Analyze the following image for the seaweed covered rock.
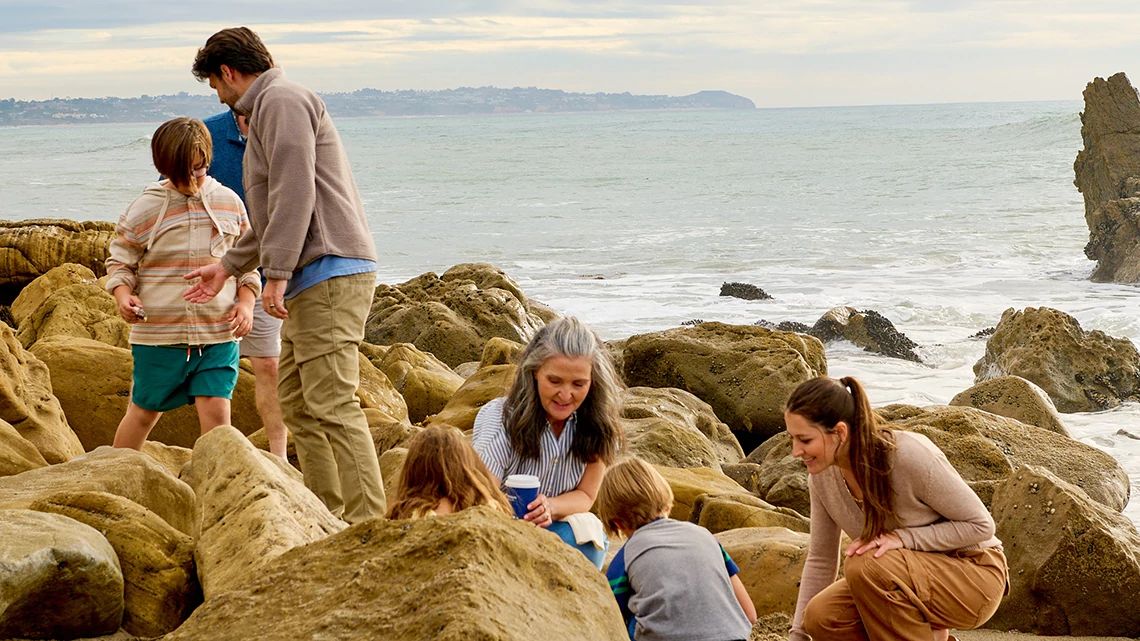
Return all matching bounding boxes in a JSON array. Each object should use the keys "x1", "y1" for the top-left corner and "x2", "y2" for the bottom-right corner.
[
  {"x1": 720, "y1": 281, "x2": 772, "y2": 300},
  {"x1": 811, "y1": 306, "x2": 921, "y2": 362}
]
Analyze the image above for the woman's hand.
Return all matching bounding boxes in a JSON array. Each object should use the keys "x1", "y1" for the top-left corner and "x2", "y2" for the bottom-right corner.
[
  {"x1": 846, "y1": 532, "x2": 903, "y2": 558},
  {"x1": 524, "y1": 493, "x2": 555, "y2": 528}
]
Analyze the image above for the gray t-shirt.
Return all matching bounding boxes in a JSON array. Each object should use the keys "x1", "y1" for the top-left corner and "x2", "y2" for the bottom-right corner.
[{"x1": 620, "y1": 519, "x2": 752, "y2": 641}]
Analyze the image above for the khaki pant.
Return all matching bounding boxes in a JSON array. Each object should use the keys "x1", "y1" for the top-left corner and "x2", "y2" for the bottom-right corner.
[
  {"x1": 279, "y1": 272, "x2": 386, "y2": 524},
  {"x1": 803, "y1": 547, "x2": 1007, "y2": 641}
]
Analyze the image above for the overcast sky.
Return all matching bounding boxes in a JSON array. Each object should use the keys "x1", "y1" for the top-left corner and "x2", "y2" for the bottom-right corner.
[{"x1": 2, "y1": 1, "x2": 1138, "y2": 107}]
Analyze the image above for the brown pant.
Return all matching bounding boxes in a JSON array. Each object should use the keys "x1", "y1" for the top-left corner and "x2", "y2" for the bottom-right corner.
[
  {"x1": 803, "y1": 547, "x2": 1007, "y2": 641},
  {"x1": 279, "y1": 272, "x2": 386, "y2": 524}
]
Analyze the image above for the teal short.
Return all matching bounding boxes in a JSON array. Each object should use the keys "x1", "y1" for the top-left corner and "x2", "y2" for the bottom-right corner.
[{"x1": 130, "y1": 342, "x2": 240, "y2": 412}]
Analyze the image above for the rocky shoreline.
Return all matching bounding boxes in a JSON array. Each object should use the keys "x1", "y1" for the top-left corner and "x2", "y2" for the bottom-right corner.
[{"x1": 0, "y1": 239, "x2": 1137, "y2": 639}]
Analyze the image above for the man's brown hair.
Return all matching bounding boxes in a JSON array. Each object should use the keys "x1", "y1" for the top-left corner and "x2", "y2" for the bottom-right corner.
[{"x1": 192, "y1": 27, "x2": 274, "y2": 81}]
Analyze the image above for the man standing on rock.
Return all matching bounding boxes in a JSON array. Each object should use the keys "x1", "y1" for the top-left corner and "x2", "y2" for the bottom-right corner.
[{"x1": 184, "y1": 26, "x2": 385, "y2": 523}]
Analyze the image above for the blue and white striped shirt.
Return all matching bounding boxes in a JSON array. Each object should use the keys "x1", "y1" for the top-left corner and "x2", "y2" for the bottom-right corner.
[{"x1": 472, "y1": 397, "x2": 586, "y2": 497}]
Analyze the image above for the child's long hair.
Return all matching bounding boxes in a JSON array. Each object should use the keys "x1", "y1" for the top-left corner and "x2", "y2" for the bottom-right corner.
[
  {"x1": 152, "y1": 117, "x2": 211, "y2": 196},
  {"x1": 785, "y1": 376, "x2": 896, "y2": 542},
  {"x1": 595, "y1": 457, "x2": 674, "y2": 536},
  {"x1": 387, "y1": 426, "x2": 512, "y2": 519}
]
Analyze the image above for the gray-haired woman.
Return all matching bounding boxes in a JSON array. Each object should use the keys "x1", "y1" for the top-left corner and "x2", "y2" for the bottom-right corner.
[{"x1": 473, "y1": 316, "x2": 625, "y2": 568}]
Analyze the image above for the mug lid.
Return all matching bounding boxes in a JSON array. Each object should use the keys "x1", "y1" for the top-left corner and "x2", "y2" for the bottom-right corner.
[{"x1": 504, "y1": 474, "x2": 540, "y2": 488}]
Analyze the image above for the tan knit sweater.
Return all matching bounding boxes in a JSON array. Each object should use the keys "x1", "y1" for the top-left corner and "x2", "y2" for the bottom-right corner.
[{"x1": 789, "y1": 430, "x2": 1000, "y2": 641}]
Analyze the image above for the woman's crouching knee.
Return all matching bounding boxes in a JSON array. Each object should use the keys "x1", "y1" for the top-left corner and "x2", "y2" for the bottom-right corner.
[{"x1": 802, "y1": 587, "x2": 852, "y2": 638}]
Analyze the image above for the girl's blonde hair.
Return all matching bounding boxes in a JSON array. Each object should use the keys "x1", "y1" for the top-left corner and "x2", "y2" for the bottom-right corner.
[
  {"x1": 387, "y1": 425, "x2": 512, "y2": 520},
  {"x1": 595, "y1": 457, "x2": 674, "y2": 536},
  {"x1": 152, "y1": 117, "x2": 211, "y2": 196}
]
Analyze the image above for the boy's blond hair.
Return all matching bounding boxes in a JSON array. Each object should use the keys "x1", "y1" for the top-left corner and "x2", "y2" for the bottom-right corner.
[{"x1": 595, "y1": 457, "x2": 674, "y2": 535}]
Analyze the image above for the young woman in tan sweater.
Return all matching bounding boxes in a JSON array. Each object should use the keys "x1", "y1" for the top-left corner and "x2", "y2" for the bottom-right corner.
[{"x1": 784, "y1": 376, "x2": 1007, "y2": 641}]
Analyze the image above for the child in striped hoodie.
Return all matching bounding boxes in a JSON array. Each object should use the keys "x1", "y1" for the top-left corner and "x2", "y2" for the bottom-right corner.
[{"x1": 105, "y1": 117, "x2": 261, "y2": 449}]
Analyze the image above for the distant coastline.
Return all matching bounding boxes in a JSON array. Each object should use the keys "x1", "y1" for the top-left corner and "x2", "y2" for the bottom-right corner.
[{"x1": 0, "y1": 87, "x2": 755, "y2": 126}]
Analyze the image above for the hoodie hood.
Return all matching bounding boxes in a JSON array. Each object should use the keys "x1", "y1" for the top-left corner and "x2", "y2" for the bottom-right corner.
[{"x1": 139, "y1": 175, "x2": 220, "y2": 203}]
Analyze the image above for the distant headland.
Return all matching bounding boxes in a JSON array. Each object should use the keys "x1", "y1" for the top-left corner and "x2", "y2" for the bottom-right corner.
[{"x1": 0, "y1": 87, "x2": 756, "y2": 126}]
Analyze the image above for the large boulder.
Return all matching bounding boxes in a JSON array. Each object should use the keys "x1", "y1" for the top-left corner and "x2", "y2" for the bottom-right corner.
[
  {"x1": 950, "y1": 375, "x2": 1069, "y2": 436},
  {"x1": 367, "y1": 342, "x2": 463, "y2": 424},
  {"x1": 0, "y1": 323, "x2": 83, "y2": 463},
  {"x1": 0, "y1": 509, "x2": 124, "y2": 639},
  {"x1": 365, "y1": 264, "x2": 548, "y2": 367},
  {"x1": 810, "y1": 306, "x2": 921, "y2": 362},
  {"x1": 715, "y1": 526, "x2": 811, "y2": 619},
  {"x1": 426, "y1": 364, "x2": 515, "y2": 431},
  {"x1": 0, "y1": 446, "x2": 195, "y2": 535},
  {"x1": 13, "y1": 267, "x2": 129, "y2": 349},
  {"x1": 622, "y1": 322, "x2": 826, "y2": 450},
  {"x1": 162, "y1": 507, "x2": 627, "y2": 641},
  {"x1": 182, "y1": 426, "x2": 346, "y2": 600},
  {"x1": 621, "y1": 386, "x2": 745, "y2": 471},
  {"x1": 0, "y1": 219, "x2": 115, "y2": 290},
  {"x1": 1073, "y1": 72, "x2": 1140, "y2": 283},
  {"x1": 973, "y1": 307, "x2": 1140, "y2": 412},
  {"x1": 29, "y1": 491, "x2": 199, "y2": 637},
  {"x1": 30, "y1": 336, "x2": 261, "y2": 450},
  {"x1": 989, "y1": 466, "x2": 1140, "y2": 637},
  {"x1": 746, "y1": 405, "x2": 1130, "y2": 518},
  {"x1": 0, "y1": 418, "x2": 49, "y2": 477}
]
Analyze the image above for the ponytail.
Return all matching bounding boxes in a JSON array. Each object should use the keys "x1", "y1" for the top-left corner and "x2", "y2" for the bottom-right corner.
[{"x1": 785, "y1": 376, "x2": 896, "y2": 541}]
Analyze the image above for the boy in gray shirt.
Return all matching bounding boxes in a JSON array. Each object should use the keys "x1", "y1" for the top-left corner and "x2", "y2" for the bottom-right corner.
[{"x1": 597, "y1": 458, "x2": 756, "y2": 641}]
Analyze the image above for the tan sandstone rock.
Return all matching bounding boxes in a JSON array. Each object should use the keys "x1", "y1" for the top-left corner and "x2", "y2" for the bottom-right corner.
[
  {"x1": 950, "y1": 375, "x2": 1069, "y2": 436},
  {"x1": 0, "y1": 219, "x2": 115, "y2": 289},
  {"x1": 0, "y1": 323, "x2": 83, "y2": 463},
  {"x1": 1074, "y1": 72, "x2": 1140, "y2": 283},
  {"x1": 0, "y1": 446, "x2": 195, "y2": 535},
  {"x1": 370, "y1": 342, "x2": 463, "y2": 424},
  {"x1": 426, "y1": 363, "x2": 515, "y2": 431},
  {"x1": 989, "y1": 466, "x2": 1140, "y2": 637},
  {"x1": 11, "y1": 263, "x2": 100, "y2": 326},
  {"x1": 622, "y1": 322, "x2": 826, "y2": 450},
  {"x1": 746, "y1": 405, "x2": 1129, "y2": 517},
  {"x1": 0, "y1": 509, "x2": 124, "y2": 639},
  {"x1": 379, "y1": 446, "x2": 408, "y2": 501},
  {"x1": 655, "y1": 465, "x2": 749, "y2": 521},
  {"x1": 30, "y1": 336, "x2": 261, "y2": 450},
  {"x1": 357, "y1": 353, "x2": 411, "y2": 424},
  {"x1": 162, "y1": 507, "x2": 627, "y2": 641},
  {"x1": 716, "y1": 526, "x2": 810, "y2": 619},
  {"x1": 691, "y1": 493, "x2": 810, "y2": 534},
  {"x1": 622, "y1": 386, "x2": 745, "y2": 471},
  {"x1": 973, "y1": 307, "x2": 1140, "y2": 412},
  {"x1": 365, "y1": 264, "x2": 548, "y2": 367},
  {"x1": 0, "y1": 418, "x2": 49, "y2": 477},
  {"x1": 28, "y1": 491, "x2": 199, "y2": 637},
  {"x1": 14, "y1": 273, "x2": 129, "y2": 349},
  {"x1": 479, "y1": 336, "x2": 524, "y2": 367},
  {"x1": 182, "y1": 426, "x2": 346, "y2": 599}
]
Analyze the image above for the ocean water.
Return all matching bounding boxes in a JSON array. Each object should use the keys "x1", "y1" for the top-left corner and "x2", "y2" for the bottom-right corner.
[{"x1": 2, "y1": 102, "x2": 1138, "y2": 525}]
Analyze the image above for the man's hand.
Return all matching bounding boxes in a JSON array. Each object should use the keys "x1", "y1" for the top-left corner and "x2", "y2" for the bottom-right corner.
[
  {"x1": 184, "y1": 263, "x2": 230, "y2": 303},
  {"x1": 227, "y1": 300, "x2": 254, "y2": 338},
  {"x1": 263, "y1": 278, "x2": 289, "y2": 319}
]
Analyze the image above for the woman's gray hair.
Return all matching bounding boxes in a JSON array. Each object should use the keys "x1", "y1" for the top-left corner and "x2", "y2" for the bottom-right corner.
[{"x1": 502, "y1": 316, "x2": 625, "y2": 464}]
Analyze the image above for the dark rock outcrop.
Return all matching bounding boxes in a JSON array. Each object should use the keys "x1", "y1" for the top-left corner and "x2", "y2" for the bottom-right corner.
[
  {"x1": 720, "y1": 282, "x2": 771, "y2": 300},
  {"x1": 811, "y1": 306, "x2": 921, "y2": 362}
]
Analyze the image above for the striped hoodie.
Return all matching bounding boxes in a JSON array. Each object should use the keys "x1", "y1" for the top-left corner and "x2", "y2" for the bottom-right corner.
[{"x1": 105, "y1": 177, "x2": 261, "y2": 346}]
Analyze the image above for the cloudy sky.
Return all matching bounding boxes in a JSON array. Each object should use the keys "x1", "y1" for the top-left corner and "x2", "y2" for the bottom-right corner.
[{"x1": 2, "y1": 1, "x2": 1138, "y2": 107}]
